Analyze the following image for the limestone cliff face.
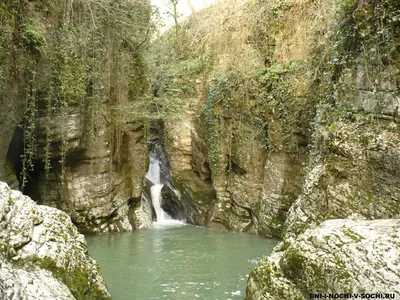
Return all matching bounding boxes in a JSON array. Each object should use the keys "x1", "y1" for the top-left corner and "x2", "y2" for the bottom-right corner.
[
  {"x1": 147, "y1": 0, "x2": 316, "y2": 236},
  {"x1": 164, "y1": 110, "x2": 217, "y2": 227},
  {"x1": 284, "y1": 117, "x2": 400, "y2": 240},
  {"x1": 148, "y1": 0, "x2": 399, "y2": 239},
  {"x1": 280, "y1": 0, "x2": 400, "y2": 239},
  {"x1": 0, "y1": 0, "x2": 150, "y2": 232},
  {"x1": 0, "y1": 181, "x2": 110, "y2": 299}
]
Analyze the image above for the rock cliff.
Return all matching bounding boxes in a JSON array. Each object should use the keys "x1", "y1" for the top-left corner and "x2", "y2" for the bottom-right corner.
[
  {"x1": 0, "y1": 0, "x2": 150, "y2": 232},
  {"x1": 0, "y1": 181, "x2": 110, "y2": 299},
  {"x1": 147, "y1": 0, "x2": 399, "y2": 237}
]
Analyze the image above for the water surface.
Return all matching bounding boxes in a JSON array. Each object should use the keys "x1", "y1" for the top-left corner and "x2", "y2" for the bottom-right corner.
[{"x1": 86, "y1": 224, "x2": 277, "y2": 300}]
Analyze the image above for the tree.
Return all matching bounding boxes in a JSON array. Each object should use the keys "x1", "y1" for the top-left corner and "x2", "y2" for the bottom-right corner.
[
  {"x1": 186, "y1": 0, "x2": 196, "y2": 14},
  {"x1": 166, "y1": 0, "x2": 181, "y2": 52},
  {"x1": 163, "y1": 0, "x2": 195, "y2": 54}
]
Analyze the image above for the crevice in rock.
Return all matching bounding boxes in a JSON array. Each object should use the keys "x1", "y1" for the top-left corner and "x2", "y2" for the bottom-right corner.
[
  {"x1": 226, "y1": 155, "x2": 247, "y2": 175},
  {"x1": 5, "y1": 126, "x2": 24, "y2": 189},
  {"x1": 13, "y1": 238, "x2": 32, "y2": 252}
]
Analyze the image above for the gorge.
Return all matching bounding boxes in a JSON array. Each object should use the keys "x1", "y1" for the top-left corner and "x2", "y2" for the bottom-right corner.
[{"x1": 0, "y1": 0, "x2": 399, "y2": 299}]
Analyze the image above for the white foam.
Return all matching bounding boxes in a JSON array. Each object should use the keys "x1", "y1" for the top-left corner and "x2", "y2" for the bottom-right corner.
[
  {"x1": 150, "y1": 184, "x2": 171, "y2": 223},
  {"x1": 154, "y1": 219, "x2": 186, "y2": 228},
  {"x1": 231, "y1": 290, "x2": 242, "y2": 296}
]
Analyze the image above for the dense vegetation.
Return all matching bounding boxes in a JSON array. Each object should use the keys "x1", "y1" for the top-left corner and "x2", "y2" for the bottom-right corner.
[
  {"x1": 0, "y1": 0, "x2": 152, "y2": 188},
  {"x1": 146, "y1": 0, "x2": 399, "y2": 179}
]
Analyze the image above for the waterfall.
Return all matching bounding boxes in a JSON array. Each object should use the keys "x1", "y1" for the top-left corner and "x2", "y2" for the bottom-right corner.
[{"x1": 146, "y1": 154, "x2": 183, "y2": 226}]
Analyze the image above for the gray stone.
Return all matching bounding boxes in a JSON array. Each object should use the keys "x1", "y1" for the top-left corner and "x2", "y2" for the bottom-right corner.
[
  {"x1": 0, "y1": 181, "x2": 110, "y2": 299},
  {"x1": 246, "y1": 219, "x2": 400, "y2": 299}
]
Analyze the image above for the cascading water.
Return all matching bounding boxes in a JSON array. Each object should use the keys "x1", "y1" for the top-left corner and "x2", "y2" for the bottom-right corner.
[
  {"x1": 150, "y1": 184, "x2": 169, "y2": 222},
  {"x1": 145, "y1": 152, "x2": 184, "y2": 227},
  {"x1": 146, "y1": 155, "x2": 170, "y2": 223}
]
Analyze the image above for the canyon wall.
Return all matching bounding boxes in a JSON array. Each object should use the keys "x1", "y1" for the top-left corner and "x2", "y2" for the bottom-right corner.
[
  {"x1": 148, "y1": 0, "x2": 399, "y2": 238},
  {"x1": 0, "y1": 0, "x2": 151, "y2": 232},
  {"x1": 1, "y1": 0, "x2": 399, "y2": 296},
  {"x1": 1, "y1": 0, "x2": 398, "y2": 238}
]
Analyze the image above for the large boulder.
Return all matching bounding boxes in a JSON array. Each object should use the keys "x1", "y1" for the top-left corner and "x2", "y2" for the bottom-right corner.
[
  {"x1": 246, "y1": 219, "x2": 400, "y2": 299},
  {"x1": 0, "y1": 182, "x2": 110, "y2": 299}
]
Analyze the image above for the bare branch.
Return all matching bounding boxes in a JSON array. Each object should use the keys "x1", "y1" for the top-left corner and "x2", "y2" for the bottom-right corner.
[
  {"x1": 133, "y1": 26, "x2": 151, "y2": 54},
  {"x1": 186, "y1": 0, "x2": 196, "y2": 14}
]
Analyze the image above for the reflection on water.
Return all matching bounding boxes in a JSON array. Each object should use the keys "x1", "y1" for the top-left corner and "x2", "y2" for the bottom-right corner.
[{"x1": 86, "y1": 225, "x2": 277, "y2": 300}]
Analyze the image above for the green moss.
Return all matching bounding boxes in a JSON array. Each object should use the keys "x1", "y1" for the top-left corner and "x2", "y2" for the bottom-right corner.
[
  {"x1": 172, "y1": 177, "x2": 189, "y2": 194},
  {"x1": 264, "y1": 217, "x2": 285, "y2": 237},
  {"x1": 261, "y1": 263, "x2": 273, "y2": 287},
  {"x1": 201, "y1": 61, "x2": 305, "y2": 176},
  {"x1": 343, "y1": 228, "x2": 364, "y2": 242},
  {"x1": 166, "y1": 59, "x2": 207, "y2": 78},
  {"x1": 282, "y1": 247, "x2": 306, "y2": 280},
  {"x1": 283, "y1": 243, "x2": 353, "y2": 293},
  {"x1": 30, "y1": 255, "x2": 110, "y2": 299},
  {"x1": 7, "y1": 196, "x2": 14, "y2": 205},
  {"x1": 173, "y1": 176, "x2": 215, "y2": 205},
  {"x1": 128, "y1": 55, "x2": 148, "y2": 100},
  {"x1": 248, "y1": 0, "x2": 291, "y2": 57},
  {"x1": 331, "y1": 0, "x2": 400, "y2": 81}
]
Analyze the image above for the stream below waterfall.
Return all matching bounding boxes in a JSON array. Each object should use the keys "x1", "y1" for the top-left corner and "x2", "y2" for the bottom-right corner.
[{"x1": 86, "y1": 225, "x2": 277, "y2": 300}]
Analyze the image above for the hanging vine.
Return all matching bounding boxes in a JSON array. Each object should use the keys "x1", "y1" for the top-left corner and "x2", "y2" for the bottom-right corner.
[
  {"x1": 1, "y1": 0, "x2": 152, "y2": 189},
  {"x1": 20, "y1": 69, "x2": 38, "y2": 188}
]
